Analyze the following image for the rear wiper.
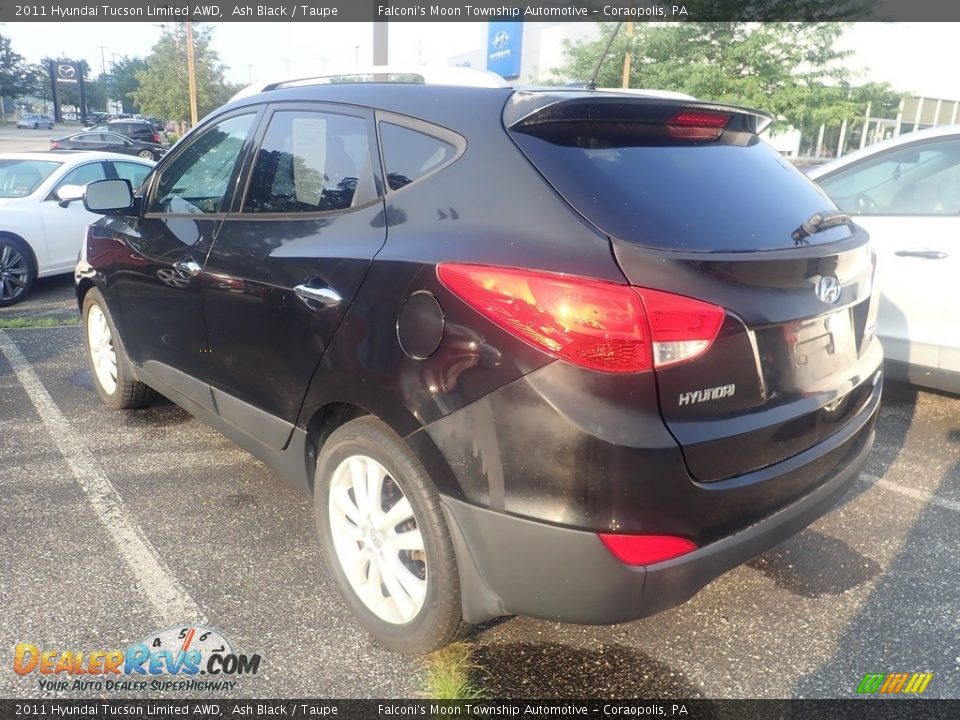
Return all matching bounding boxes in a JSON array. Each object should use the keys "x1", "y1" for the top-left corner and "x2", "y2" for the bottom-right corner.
[{"x1": 791, "y1": 211, "x2": 852, "y2": 245}]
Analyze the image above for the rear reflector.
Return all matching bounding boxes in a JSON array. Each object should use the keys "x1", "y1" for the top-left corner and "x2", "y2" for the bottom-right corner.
[
  {"x1": 599, "y1": 533, "x2": 697, "y2": 565},
  {"x1": 437, "y1": 264, "x2": 726, "y2": 373},
  {"x1": 666, "y1": 111, "x2": 731, "y2": 140},
  {"x1": 437, "y1": 263, "x2": 651, "y2": 373}
]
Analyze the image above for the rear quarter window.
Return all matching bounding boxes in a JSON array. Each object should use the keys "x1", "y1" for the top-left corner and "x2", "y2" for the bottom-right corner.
[{"x1": 379, "y1": 122, "x2": 459, "y2": 191}]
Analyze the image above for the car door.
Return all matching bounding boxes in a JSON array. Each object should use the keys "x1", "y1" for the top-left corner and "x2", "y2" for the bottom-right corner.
[
  {"x1": 109, "y1": 110, "x2": 261, "y2": 407},
  {"x1": 40, "y1": 160, "x2": 108, "y2": 272},
  {"x1": 101, "y1": 132, "x2": 131, "y2": 154},
  {"x1": 200, "y1": 104, "x2": 385, "y2": 447},
  {"x1": 816, "y1": 135, "x2": 960, "y2": 374}
]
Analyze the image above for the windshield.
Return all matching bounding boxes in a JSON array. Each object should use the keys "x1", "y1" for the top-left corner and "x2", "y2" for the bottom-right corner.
[{"x1": 0, "y1": 160, "x2": 61, "y2": 198}]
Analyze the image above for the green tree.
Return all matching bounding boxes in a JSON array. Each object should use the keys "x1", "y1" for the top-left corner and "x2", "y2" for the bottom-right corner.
[
  {"x1": 131, "y1": 24, "x2": 241, "y2": 123},
  {"x1": 0, "y1": 35, "x2": 41, "y2": 103},
  {"x1": 554, "y1": 22, "x2": 888, "y2": 132},
  {"x1": 103, "y1": 56, "x2": 147, "y2": 114}
]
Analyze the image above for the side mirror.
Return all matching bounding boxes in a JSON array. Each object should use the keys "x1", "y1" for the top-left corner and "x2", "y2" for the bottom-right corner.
[
  {"x1": 56, "y1": 184, "x2": 85, "y2": 208},
  {"x1": 84, "y1": 179, "x2": 134, "y2": 215}
]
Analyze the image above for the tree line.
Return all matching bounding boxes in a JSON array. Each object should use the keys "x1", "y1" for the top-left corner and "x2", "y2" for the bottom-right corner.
[{"x1": 0, "y1": 24, "x2": 242, "y2": 123}]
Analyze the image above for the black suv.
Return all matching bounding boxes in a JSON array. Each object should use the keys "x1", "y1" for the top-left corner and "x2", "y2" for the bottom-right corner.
[
  {"x1": 75, "y1": 70, "x2": 882, "y2": 654},
  {"x1": 87, "y1": 119, "x2": 162, "y2": 145}
]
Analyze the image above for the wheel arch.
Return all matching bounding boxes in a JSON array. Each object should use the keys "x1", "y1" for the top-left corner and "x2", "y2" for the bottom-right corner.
[{"x1": 0, "y1": 231, "x2": 39, "y2": 275}]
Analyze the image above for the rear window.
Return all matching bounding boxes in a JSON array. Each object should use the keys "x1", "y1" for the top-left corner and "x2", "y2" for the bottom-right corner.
[
  {"x1": 510, "y1": 125, "x2": 839, "y2": 252},
  {"x1": 0, "y1": 159, "x2": 60, "y2": 198}
]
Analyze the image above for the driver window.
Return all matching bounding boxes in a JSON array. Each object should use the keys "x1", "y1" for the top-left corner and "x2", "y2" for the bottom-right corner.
[
  {"x1": 148, "y1": 114, "x2": 255, "y2": 215},
  {"x1": 819, "y1": 138, "x2": 960, "y2": 215}
]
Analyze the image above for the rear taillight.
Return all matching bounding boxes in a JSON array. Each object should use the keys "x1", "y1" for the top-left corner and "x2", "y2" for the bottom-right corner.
[
  {"x1": 151, "y1": 133, "x2": 161, "y2": 143},
  {"x1": 436, "y1": 264, "x2": 725, "y2": 373},
  {"x1": 666, "y1": 111, "x2": 731, "y2": 141},
  {"x1": 50, "y1": 140, "x2": 59, "y2": 149},
  {"x1": 437, "y1": 264, "x2": 651, "y2": 373},
  {"x1": 639, "y1": 288, "x2": 725, "y2": 368},
  {"x1": 598, "y1": 533, "x2": 697, "y2": 565}
]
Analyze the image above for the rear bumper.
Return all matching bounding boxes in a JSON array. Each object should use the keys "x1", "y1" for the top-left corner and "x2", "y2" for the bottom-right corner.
[{"x1": 441, "y1": 377, "x2": 880, "y2": 624}]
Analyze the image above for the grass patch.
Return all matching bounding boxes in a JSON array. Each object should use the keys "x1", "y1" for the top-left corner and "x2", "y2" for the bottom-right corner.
[
  {"x1": 423, "y1": 642, "x2": 484, "y2": 700},
  {"x1": 0, "y1": 315, "x2": 80, "y2": 329}
]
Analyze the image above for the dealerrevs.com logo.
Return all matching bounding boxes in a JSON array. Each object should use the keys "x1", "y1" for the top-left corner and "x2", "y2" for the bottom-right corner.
[{"x1": 14, "y1": 625, "x2": 261, "y2": 692}]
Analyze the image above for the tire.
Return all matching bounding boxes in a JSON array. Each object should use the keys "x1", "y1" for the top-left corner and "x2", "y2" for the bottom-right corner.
[
  {"x1": 315, "y1": 416, "x2": 468, "y2": 654},
  {"x1": 82, "y1": 287, "x2": 154, "y2": 410},
  {"x1": 0, "y1": 235, "x2": 36, "y2": 307},
  {"x1": 32, "y1": 122, "x2": 38, "y2": 129},
  {"x1": 138, "y1": 149, "x2": 154, "y2": 160}
]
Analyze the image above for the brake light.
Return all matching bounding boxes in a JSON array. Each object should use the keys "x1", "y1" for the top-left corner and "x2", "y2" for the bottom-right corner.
[
  {"x1": 637, "y1": 288, "x2": 725, "y2": 368},
  {"x1": 50, "y1": 140, "x2": 59, "y2": 149},
  {"x1": 598, "y1": 533, "x2": 697, "y2": 565},
  {"x1": 151, "y1": 133, "x2": 161, "y2": 143},
  {"x1": 666, "y1": 111, "x2": 731, "y2": 140},
  {"x1": 437, "y1": 264, "x2": 651, "y2": 373},
  {"x1": 437, "y1": 264, "x2": 726, "y2": 373}
]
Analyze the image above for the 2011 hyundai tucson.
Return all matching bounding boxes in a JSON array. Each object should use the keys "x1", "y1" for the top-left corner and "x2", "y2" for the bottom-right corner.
[{"x1": 74, "y1": 68, "x2": 883, "y2": 654}]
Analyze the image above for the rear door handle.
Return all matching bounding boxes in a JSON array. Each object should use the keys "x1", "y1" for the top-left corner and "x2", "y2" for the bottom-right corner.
[
  {"x1": 894, "y1": 250, "x2": 948, "y2": 259},
  {"x1": 173, "y1": 258, "x2": 203, "y2": 276},
  {"x1": 294, "y1": 284, "x2": 342, "y2": 308}
]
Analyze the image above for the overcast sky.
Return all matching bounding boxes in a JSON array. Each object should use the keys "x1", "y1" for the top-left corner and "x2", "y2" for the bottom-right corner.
[{"x1": 2, "y1": 22, "x2": 958, "y2": 100}]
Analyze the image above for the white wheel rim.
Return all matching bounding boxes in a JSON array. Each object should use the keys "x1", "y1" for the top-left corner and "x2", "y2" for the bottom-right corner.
[
  {"x1": 328, "y1": 454, "x2": 427, "y2": 624},
  {"x1": 86, "y1": 305, "x2": 118, "y2": 395}
]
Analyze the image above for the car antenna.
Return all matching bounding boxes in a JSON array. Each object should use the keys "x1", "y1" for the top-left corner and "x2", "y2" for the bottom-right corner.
[{"x1": 585, "y1": 22, "x2": 624, "y2": 90}]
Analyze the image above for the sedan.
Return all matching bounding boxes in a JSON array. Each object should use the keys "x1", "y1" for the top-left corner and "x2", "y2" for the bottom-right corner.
[
  {"x1": 0, "y1": 151, "x2": 153, "y2": 306},
  {"x1": 808, "y1": 125, "x2": 960, "y2": 394},
  {"x1": 51, "y1": 131, "x2": 165, "y2": 161},
  {"x1": 16, "y1": 113, "x2": 55, "y2": 129}
]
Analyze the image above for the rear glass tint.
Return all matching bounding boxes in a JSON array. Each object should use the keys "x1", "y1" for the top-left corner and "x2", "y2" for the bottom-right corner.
[
  {"x1": 380, "y1": 123, "x2": 456, "y2": 191},
  {"x1": 510, "y1": 128, "x2": 839, "y2": 252}
]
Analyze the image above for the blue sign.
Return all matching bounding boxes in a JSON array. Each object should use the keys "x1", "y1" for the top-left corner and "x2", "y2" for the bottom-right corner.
[{"x1": 487, "y1": 21, "x2": 523, "y2": 80}]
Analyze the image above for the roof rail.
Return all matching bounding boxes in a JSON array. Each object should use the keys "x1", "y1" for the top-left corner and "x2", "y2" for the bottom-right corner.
[{"x1": 230, "y1": 65, "x2": 509, "y2": 102}]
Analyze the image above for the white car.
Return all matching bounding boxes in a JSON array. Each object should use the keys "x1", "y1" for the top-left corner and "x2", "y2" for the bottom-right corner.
[
  {"x1": 808, "y1": 126, "x2": 960, "y2": 394},
  {"x1": 0, "y1": 151, "x2": 153, "y2": 306}
]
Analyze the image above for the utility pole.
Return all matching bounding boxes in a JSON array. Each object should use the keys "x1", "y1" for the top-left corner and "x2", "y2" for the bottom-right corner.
[
  {"x1": 621, "y1": 22, "x2": 633, "y2": 89},
  {"x1": 97, "y1": 46, "x2": 108, "y2": 75},
  {"x1": 373, "y1": 22, "x2": 388, "y2": 66},
  {"x1": 185, "y1": 20, "x2": 198, "y2": 126}
]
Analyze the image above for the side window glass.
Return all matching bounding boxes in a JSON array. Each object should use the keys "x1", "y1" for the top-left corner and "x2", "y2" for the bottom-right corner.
[
  {"x1": 243, "y1": 110, "x2": 370, "y2": 214},
  {"x1": 148, "y1": 114, "x2": 254, "y2": 215},
  {"x1": 380, "y1": 123, "x2": 456, "y2": 191},
  {"x1": 53, "y1": 162, "x2": 106, "y2": 194},
  {"x1": 819, "y1": 139, "x2": 960, "y2": 215},
  {"x1": 111, "y1": 161, "x2": 152, "y2": 190}
]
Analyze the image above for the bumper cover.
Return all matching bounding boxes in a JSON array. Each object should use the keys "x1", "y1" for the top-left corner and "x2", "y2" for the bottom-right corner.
[{"x1": 442, "y1": 393, "x2": 878, "y2": 625}]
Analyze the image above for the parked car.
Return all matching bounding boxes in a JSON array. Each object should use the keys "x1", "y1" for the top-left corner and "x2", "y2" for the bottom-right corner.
[
  {"x1": 17, "y1": 113, "x2": 54, "y2": 130},
  {"x1": 0, "y1": 151, "x2": 153, "y2": 306},
  {"x1": 808, "y1": 125, "x2": 960, "y2": 394},
  {"x1": 87, "y1": 119, "x2": 163, "y2": 145},
  {"x1": 75, "y1": 68, "x2": 882, "y2": 653},
  {"x1": 52, "y1": 131, "x2": 165, "y2": 161},
  {"x1": 83, "y1": 112, "x2": 109, "y2": 126}
]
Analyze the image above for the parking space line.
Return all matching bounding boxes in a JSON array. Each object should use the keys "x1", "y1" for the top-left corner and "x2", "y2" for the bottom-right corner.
[
  {"x1": 859, "y1": 472, "x2": 960, "y2": 514},
  {"x1": 0, "y1": 329, "x2": 206, "y2": 626}
]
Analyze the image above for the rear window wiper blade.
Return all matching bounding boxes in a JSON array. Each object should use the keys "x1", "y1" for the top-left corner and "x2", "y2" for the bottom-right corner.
[{"x1": 792, "y1": 211, "x2": 852, "y2": 245}]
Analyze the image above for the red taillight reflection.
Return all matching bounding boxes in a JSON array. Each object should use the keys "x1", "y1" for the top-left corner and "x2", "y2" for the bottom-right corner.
[
  {"x1": 437, "y1": 264, "x2": 726, "y2": 373},
  {"x1": 666, "y1": 111, "x2": 731, "y2": 140},
  {"x1": 598, "y1": 533, "x2": 697, "y2": 565}
]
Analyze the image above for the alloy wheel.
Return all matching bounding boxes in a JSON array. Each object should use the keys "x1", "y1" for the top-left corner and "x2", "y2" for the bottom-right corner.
[
  {"x1": 86, "y1": 304, "x2": 118, "y2": 395},
  {"x1": 0, "y1": 243, "x2": 29, "y2": 304},
  {"x1": 328, "y1": 454, "x2": 427, "y2": 624}
]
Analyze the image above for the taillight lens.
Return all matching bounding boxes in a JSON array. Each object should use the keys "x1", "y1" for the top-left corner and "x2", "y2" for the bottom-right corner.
[
  {"x1": 151, "y1": 133, "x2": 161, "y2": 143},
  {"x1": 50, "y1": 140, "x2": 59, "y2": 149},
  {"x1": 598, "y1": 533, "x2": 697, "y2": 565},
  {"x1": 437, "y1": 264, "x2": 725, "y2": 373},
  {"x1": 666, "y1": 111, "x2": 731, "y2": 140},
  {"x1": 437, "y1": 263, "x2": 651, "y2": 373},
  {"x1": 639, "y1": 288, "x2": 725, "y2": 368}
]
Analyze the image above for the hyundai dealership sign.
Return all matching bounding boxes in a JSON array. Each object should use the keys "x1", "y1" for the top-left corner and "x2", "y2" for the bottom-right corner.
[{"x1": 487, "y1": 21, "x2": 523, "y2": 79}]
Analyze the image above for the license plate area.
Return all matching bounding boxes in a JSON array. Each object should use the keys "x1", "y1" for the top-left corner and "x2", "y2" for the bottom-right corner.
[{"x1": 786, "y1": 309, "x2": 856, "y2": 386}]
